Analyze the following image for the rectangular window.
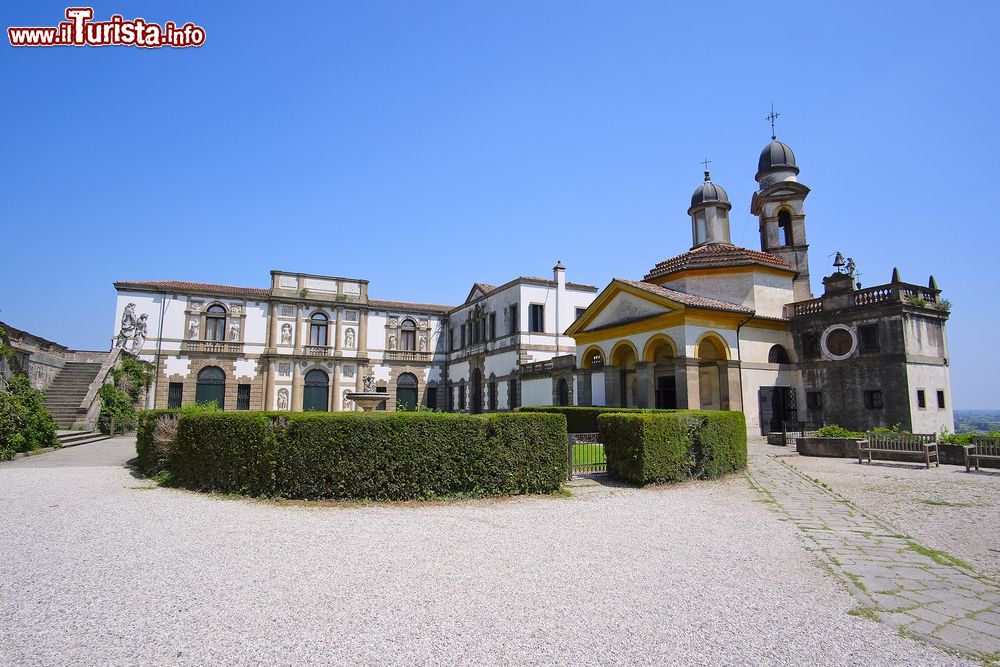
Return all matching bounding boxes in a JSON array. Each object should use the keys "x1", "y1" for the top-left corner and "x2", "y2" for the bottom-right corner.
[
  {"x1": 575, "y1": 307, "x2": 587, "y2": 321},
  {"x1": 460, "y1": 326, "x2": 466, "y2": 348},
  {"x1": 916, "y1": 389, "x2": 926, "y2": 409},
  {"x1": 449, "y1": 327, "x2": 456, "y2": 351},
  {"x1": 509, "y1": 304, "x2": 518, "y2": 335},
  {"x1": 509, "y1": 379, "x2": 519, "y2": 409},
  {"x1": 529, "y1": 304, "x2": 545, "y2": 333},
  {"x1": 864, "y1": 390, "x2": 884, "y2": 409},
  {"x1": 859, "y1": 324, "x2": 880, "y2": 354},
  {"x1": 426, "y1": 387, "x2": 437, "y2": 411},
  {"x1": 937, "y1": 390, "x2": 946, "y2": 409},
  {"x1": 167, "y1": 382, "x2": 183, "y2": 409},
  {"x1": 802, "y1": 333, "x2": 820, "y2": 360},
  {"x1": 489, "y1": 312, "x2": 497, "y2": 339},
  {"x1": 237, "y1": 384, "x2": 251, "y2": 410},
  {"x1": 310, "y1": 323, "x2": 328, "y2": 346},
  {"x1": 458, "y1": 385, "x2": 466, "y2": 411},
  {"x1": 806, "y1": 391, "x2": 822, "y2": 410},
  {"x1": 488, "y1": 381, "x2": 497, "y2": 411}
]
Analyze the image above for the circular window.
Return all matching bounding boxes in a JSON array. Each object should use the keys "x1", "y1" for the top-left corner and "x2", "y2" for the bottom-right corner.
[{"x1": 821, "y1": 326, "x2": 857, "y2": 360}]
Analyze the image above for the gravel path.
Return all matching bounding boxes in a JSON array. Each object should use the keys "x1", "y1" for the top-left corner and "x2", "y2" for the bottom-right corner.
[
  {"x1": 786, "y1": 450, "x2": 1000, "y2": 582},
  {"x1": 0, "y1": 438, "x2": 976, "y2": 666}
]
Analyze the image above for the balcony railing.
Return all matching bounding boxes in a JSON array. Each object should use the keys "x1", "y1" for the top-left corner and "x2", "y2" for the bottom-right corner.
[
  {"x1": 303, "y1": 345, "x2": 332, "y2": 357},
  {"x1": 384, "y1": 350, "x2": 432, "y2": 362},
  {"x1": 181, "y1": 340, "x2": 242, "y2": 354},
  {"x1": 789, "y1": 281, "x2": 942, "y2": 318}
]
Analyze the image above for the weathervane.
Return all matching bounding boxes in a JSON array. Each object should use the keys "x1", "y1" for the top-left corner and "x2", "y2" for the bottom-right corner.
[{"x1": 765, "y1": 103, "x2": 780, "y2": 140}]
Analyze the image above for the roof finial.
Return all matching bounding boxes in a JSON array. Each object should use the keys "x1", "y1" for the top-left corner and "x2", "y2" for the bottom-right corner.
[
  {"x1": 701, "y1": 157, "x2": 711, "y2": 181},
  {"x1": 765, "y1": 103, "x2": 780, "y2": 140}
]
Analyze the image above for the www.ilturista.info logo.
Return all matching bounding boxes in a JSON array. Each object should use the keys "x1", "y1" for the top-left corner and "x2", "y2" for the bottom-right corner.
[{"x1": 8, "y1": 7, "x2": 206, "y2": 48}]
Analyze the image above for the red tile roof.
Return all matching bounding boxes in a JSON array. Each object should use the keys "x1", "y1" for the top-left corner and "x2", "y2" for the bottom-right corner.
[
  {"x1": 643, "y1": 243, "x2": 793, "y2": 282},
  {"x1": 615, "y1": 278, "x2": 754, "y2": 314},
  {"x1": 369, "y1": 299, "x2": 452, "y2": 314},
  {"x1": 114, "y1": 280, "x2": 270, "y2": 297}
]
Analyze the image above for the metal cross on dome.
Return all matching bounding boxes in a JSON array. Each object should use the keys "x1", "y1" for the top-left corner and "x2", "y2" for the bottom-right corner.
[
  {"x1": 766, "y1": 104, "x2": 780, "y2": 140},
  {"x1": 700, "y1": 157, "x2": 711, "y2": 171}
]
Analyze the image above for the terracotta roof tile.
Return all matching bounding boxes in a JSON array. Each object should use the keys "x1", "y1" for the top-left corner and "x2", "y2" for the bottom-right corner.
[
  {"x1": 114, "y1": 280, "x2": 269, "y2": 297},
  {"x1": 368, "y1": 299, "x2": 452, "y2": 315},
  {"x1": 643, "y1": 243, "x2": 793, "y2": 282},
  {"x1": 615, "y1": 278, "x2": 754, "y2": 314}
]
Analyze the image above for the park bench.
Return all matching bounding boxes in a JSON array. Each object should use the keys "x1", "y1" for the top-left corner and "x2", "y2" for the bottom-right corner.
[
  {"x1": 964, "y1": 436, "x2": 1000, "y2": 472},
  {"x1": 859, "y1": 432, "x2": 939, "y2": 468}
]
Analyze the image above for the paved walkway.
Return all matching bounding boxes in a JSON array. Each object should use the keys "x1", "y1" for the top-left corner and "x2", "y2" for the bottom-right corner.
[{"x1": 748, "y1": 447, "x2": 1000, "y2": 660}]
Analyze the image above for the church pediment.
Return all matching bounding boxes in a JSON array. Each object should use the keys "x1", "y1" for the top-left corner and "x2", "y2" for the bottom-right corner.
[{"x1": 568, "y1": 280, "x2": 682, "y2": 335}]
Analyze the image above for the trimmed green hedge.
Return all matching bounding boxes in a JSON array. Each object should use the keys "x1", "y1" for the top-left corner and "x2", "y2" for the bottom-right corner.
[
  {"x1": 598, "y1": 410, "x2": 746, "y2": 485},
  {"x1": 159, "y1": 411, "x2": 568, "y2": 500},
  {"x1": 518, "y1": 406, "x2": 656, "y2": 433}
]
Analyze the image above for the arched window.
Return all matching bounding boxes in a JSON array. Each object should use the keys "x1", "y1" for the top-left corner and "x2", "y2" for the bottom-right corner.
[
  {"x1": 309, "y1": 312, "x2": 328, "y2": 347},
  {"x1": 206, "y1": 305, "x2": 226, "y2": 341},
  {"x1": 589, "y1": 351, "x2": 604, "y2": 370},
  {"x1": 557, "y1": 378, "x2": 569, "y2": 406},
  {"x1": 396, "y1": 372, "x2": 418, "y2": 411},
  {"x1": 400, "y1": 319, "x2": 417, "y2": 351},
  {"x1": 303, "y1": 369, "x2": 329, "y2": 412},
  {"x1": 778, "y1": 210, "x2": 793, "y2": 246},
  {"x1": 768, "y1": 344, "x2": 791, "y2": 364},
  {"x1": 195, "y1": 366, "x2": 226, "y2": 408}
]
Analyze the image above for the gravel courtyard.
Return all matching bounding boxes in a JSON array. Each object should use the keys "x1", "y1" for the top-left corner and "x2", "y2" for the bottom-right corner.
[{"x1": 0, "y1": 438, "x2": 979, "y2": 666}]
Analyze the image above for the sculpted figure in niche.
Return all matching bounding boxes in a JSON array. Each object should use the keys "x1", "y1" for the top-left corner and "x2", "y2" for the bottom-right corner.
[
  {"x1": 280, "y1": 323, "x2": 292, "y2": 345},
  {"x1": 419, "y1": 333, "x2": 427, "y2": 352},
  {"x1": 188, "y1": 318, "x2": 199, "y2": 340},
  {"x1": 229, "y1": 321, "x2": 240, "y2": 342},
  {"x1": 131, "y1": 314, "x2": 148, "y2": 354},
  {"x1": 276, "y1": 388, "x2": 289, "y2": 411},
  {"x1": 342, "y1": 389, "x2": 353, "y2": 411},
  {"x1": 116, "y1": 303, "x2": 137, "y2": 348},
  {"x1": 345, "y1": 328, "x2": 355, "y2": 348},
  {"x1": 388, "y1": 334, "x2": 397, "y2": 350}
]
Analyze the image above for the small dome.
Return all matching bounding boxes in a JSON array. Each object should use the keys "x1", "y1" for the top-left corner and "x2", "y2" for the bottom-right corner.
[
  {"x1": 756, "y1": 140, "x2": 799, "y2": 180},
  {"x1": 690, "y1": 172, "x2": 730, "y2": 208}
]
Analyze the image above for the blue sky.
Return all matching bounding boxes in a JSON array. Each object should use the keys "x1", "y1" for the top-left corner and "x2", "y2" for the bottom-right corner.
[{"x1": 2, "y1": 1, "x2": 998, "y2": 409}]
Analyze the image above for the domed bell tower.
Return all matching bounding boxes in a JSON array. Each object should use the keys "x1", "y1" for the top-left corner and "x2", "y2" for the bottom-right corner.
[
  {"x1": 689, "y1": 170, "x2": 732, "y2": 248},
  {"x1": 751, "y1": 137, "x2": 813, "y2": 301}
]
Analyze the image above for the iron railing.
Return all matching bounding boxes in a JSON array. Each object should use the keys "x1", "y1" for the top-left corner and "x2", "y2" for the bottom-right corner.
[{"x1": 568, "y1": 432, "x2": 607, "y2": 480}]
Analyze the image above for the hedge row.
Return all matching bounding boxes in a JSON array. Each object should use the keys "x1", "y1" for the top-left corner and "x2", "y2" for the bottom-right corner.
[
  {"x1": 518, "y1": 406, "x2": 657, "y2": 433},
  {"x1": 144, "y1": 411, "x2": 568, "y2": 500},
  {"x1": 598, "y1": 410, "x2": 747, "y2": 485}
]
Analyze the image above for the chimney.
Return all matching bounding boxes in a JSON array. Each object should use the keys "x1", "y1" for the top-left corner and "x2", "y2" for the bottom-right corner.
[{"x1": 553, "y1": 260, "x2": 566, "y2": 287}]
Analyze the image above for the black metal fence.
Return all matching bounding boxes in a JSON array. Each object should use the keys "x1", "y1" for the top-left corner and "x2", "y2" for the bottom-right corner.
[
  {"x1": 568, "y1": 432, "x2": 606, "y2": 480},
  {"x1": 778, "y1": 420, "x2": 824, "y2": 447}
]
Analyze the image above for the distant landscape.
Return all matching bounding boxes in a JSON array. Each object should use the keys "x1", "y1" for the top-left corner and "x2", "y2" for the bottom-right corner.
[{"x1": 954, "y1": 410, "x2": 1000, "y2": 434}]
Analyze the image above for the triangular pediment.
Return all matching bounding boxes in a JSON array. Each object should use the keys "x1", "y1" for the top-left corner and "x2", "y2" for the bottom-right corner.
[{"x1": 567, "y1": 280, "x2": 684, "y2": 336}]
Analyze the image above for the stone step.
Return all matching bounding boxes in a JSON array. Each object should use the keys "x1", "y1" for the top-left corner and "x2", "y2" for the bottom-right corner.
[{"x1": 56, "y1": 431, "x2": 110, "y2": 448}]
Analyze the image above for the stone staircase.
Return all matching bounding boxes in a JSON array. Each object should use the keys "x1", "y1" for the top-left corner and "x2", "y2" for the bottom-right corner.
[
  {"x1": 44, "y1": 361, "x2": 105, "y2": 428},
  {"x1": 56, "y1": 430, "x2": 110, "y2": 448}
]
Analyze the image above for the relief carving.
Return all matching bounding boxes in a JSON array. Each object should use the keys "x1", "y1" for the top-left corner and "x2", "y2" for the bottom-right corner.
[
  {"x1": 229, "y1": 321, "x2": 240, "y2": 342},
  {"x1": 276, "y1": 388, "x2": 289, "y2": 411},
  {"x1": 280, "y1": 323, "x2": 293, "y2": 345},
  {"x1": 345, "y1": 328, "x2": 355, "y2": 348},
  {"x1": 188, "y1": 317, "x2": 200, "y2": 340}
]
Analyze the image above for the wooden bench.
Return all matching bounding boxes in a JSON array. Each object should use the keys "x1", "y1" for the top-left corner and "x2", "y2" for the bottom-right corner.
[
  {"x1": 859, "y1": 432, "x2": 939, "y2": 468},
  {"x1": 964, "y1": 436, "x2": 1000, "y2": 472}
]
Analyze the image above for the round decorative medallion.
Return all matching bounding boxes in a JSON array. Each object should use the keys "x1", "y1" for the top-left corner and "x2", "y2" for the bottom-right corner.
[{"x1": 821, "y1": 325, "x2": 857, "y2": 361}]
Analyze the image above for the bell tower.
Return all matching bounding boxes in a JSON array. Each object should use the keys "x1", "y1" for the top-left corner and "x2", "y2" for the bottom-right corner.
[
  {"x1": 751, "y1": 134, "x2": 813, "y2": 301},
  {"x1": 688, "y1": 164, "x2": 732, "y2": 249}
]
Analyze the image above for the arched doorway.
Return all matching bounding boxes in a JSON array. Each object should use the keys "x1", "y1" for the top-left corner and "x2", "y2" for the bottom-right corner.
[
  {"x1": 396, "y1": 372, "x2": 418, "y2": 411},
  {"x1": 644, "y1": 336, "x2": 678, "y2": 409},
  {"x1": 470, "y1": 368, "x2": 483, "y2": 414},
  {"x1": 610, "y1": 342, "x2": 638, "y2": 407},
  {"x1": 768, "y1": 344, "x2": 791, "y2": 364},
  {"x1": 697, "y1": 335, "x2": 726, "y2": 410},
  {"x1": 303, "y1": 369, "x2": 329, "y2": 412},
  {"x1": 557, "y1": 378, "x2": 569, "y2": 406},
  {"x1": 195, "y1": 366, "x2": 226, "y2": 408}
]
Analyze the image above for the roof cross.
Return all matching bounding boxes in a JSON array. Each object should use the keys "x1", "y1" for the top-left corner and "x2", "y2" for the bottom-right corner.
[
  {"x1": 765, "y1": 103, "x2": 780, "y2": 140},
  {"x1": 700, "y1": 157, "x2": 711, "y2": 171}
]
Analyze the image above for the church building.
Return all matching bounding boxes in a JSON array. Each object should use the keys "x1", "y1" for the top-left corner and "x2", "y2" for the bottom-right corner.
[{"x1": 111, "y1": 134, "x2": 953, "y2": 435}]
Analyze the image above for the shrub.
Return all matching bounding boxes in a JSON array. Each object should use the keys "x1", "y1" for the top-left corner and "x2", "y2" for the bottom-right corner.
[
  {"x1": 135, "y1": 404, "x2": 220, "y2": 476},
  {"x1": 598, "y1": 410, "x2": 747, "y2": 485},
  {"x1": 97, "y1": 383, "x2": 136, "y2": 435},
  {"x1": 815, "y1": 424, "x2": 866, "y2": 439},
  {"x1": 0, "y1": 374, "x2": 60, "y2": 460},
  {"x1": 161, "y1": 411, "x2": 568, "y2": 501},
  {"x1": 518, "y1": 406, "x2": 656, "y2": 433}
]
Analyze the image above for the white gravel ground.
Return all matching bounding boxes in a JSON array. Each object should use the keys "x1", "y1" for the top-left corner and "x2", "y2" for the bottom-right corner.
[
  {"x1": 786, "y1": 452, "x2": 1000, "y2": 581},
  {"x1": 0, "y1": 438, "x2": 977, "y2": 666}
]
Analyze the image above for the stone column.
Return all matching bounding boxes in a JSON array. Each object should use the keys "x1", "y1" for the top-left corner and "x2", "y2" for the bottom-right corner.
[
  {"x1": 330, "y1": 362, "x2": 340, "y2": 412},
  {"x1": 576, "y1": 370, "x2": 592, "y2": 407},
  {"x1": 264, "y1": 360, "x2": 276, "y2": 410},
  {"x1": 678, "y1": 358, "x2": 700, "y2": 410},
  {"x1": 294, "y1": 304, "x2": 304, "y2": 353},
  {"x1": 725, "y1": 361, "x2": 743, "y2": 411},
  {"x1": 333, "y1": 308, "x2": 342, "y2": 353},
  {"x1": 635, "y1": 362, "x2": 655, "y2": 409},
  {"x1": 268, "y1": 304, "x2": 279, "y2": 352},
  {"x1": 292, "y1": 362, "x2": 303, "y2": 411},
  {"x1": 358, "y1": 309, "x2": 368, "y2": 355},
  {"x1": 604, "y1": 367, "x2": 621, "y2": 407}
]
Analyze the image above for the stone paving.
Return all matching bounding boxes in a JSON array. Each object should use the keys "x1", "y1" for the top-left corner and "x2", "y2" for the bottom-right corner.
[{"x1": 748, "y1": 447, "x2": 1000, "y2": 661}]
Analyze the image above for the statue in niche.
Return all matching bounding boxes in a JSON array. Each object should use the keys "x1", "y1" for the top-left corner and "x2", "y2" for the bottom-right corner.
[
  {"x1": 229, "y1": 321, "x2": 240, "y2": 342},
  {"x1": 363, "y1": 375, "x2": 375, "y2": 392},
  {"x1": 345, "y1": 328, "x2": 355, "y2": 348},
  {"x1": 130, "y1": 314, "x2": 148, "y2": 354},
  {"x1": 388, "y1": 334, "x2": 397, "y2": 350},
  {"x1": 116, "y1": 303, "x2": 137, "y2": 348},
  {"x1": 276, "y1": 388, "x2": 289, "y2": 411},
  {"x1": 188, "y1": 318, "x2": 200, "y2": 340},
  {"x1": 342, "y1": 389, "x2": 354, "y2": 411},
  {"x1": 418, "y1": 333, "x2": 427, "y2": 352},
  {"x1": 280, "y1": 323, "x2": 292, "y2": 345}
]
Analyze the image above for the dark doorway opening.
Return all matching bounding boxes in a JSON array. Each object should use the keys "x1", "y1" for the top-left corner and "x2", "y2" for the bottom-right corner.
[{"x1": 655, "y1": 376, "x2": 678, "y2": 409}]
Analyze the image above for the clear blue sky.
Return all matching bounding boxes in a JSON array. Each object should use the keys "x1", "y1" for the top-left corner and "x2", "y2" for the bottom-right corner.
[{"x1": 3, "y1": 1, "x2": 998, "y2": 409}]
